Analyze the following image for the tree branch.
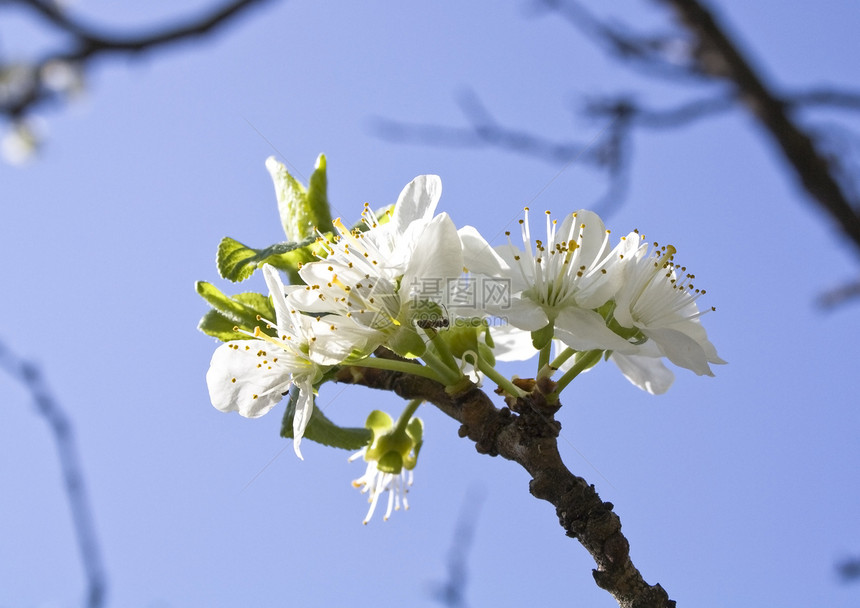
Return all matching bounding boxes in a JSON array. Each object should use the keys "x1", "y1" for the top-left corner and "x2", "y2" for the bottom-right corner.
[
  {"x1": 371, "y1": 88, "x2": 588, "y2": 164},
  {"x1": 787, "y1": 88, "x2": 860, "y2": 112},
  {"x1": 334, "y1": 363, "x2": 675, "y2": 608},
  {"x1": 816, "y1": 278, "x2": 860, "y2": 310},
  {"x1": 431, "y1": 486, "x2": 485, "y2": 607},
  {"x1": 584, "y1": 94, "x2": 734, "y2": 128},
  {"x1": 0, "y1": 339, "x2": 106, "y2": 608},
  {"x1": 530, "y1": 0, "x2": 704, "y2": 82},
  {"x1": 837, "y1": 556, "x2": 860, "y2": 583},
  {"x1": 376, "y1": 1, "x2": 860, "y2": 269},
  {"x1": 653, "y1": 0, "x2": 860, "y2": 256},
  {"x1": 1, "y1": 0, "x2": 277, "y2": 119},
  {"x1": 21, "y1": 0, "x2": 276, "y2": 60}
]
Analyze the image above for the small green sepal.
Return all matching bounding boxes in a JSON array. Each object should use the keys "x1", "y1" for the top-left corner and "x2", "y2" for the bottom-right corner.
[
  {"x1": 387, "y1": 325, "x2": 427, "y2": 359},
  {"x1": 531, "y1": 323, "x2": 555, "y2": 350},
  {"x1": 361, "y1": 405, "x2": 424, "y2": 474}
]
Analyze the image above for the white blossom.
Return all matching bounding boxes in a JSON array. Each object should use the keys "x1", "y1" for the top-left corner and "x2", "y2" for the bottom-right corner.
[
  {"x1": 206, "y1": 265, "x2": 365, "y2": 458},
  {"x1": 289, "y1": 176, "x2": 463, "y2": 356},
  {"x1": 461, "y1": 208, "x2": 633, "y2": 352},
  {"x1": 349, "y1": 448, "x2": 414, "y2": 524},
  {"x1": 612, "y1": 234, "x2": 725, "y2": 377}
]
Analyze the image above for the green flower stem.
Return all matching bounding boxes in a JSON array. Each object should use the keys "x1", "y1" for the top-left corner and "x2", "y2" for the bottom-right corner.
[
  {"x1": 538, "y1": 342, "x2": 552, "y2": 376},
  {"x1": 548, "y1": 347, "x2": 576, "y2": 372},
  {"x1": 422, "y1": 327, "x2": 460, "y2": 375},
  {"x1": 393, "y1": 398, "x2": 423, "y2": 435},
  {"x1": 469, "y1": 354, "x2": 528, "y2": 398},
  {"x1": 551, "y1": 350, "x2": 603, "y2": 397},
  {"x1": 419, "y1": 347, "x2": 463, "y2": 385},
  {"x1": 349, "y1": 356, "x2": 447, "y2": 384}
]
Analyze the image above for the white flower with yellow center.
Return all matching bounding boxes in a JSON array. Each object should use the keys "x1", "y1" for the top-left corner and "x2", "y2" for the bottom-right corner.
[
  {"x1": 611, "y1": 234, "x2": 726, "y2": 377},
  {"x1": 289, "y1": 176, "x2": 463, "y2": 357},
  {"x1": 460, "y1": 208, "x2": 634, "y2": 352},
  {"x1": 206, "y1": 264, "x2": 366, "y2": 459}
]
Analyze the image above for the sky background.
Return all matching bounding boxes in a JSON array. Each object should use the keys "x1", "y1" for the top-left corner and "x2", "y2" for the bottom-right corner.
[{"x1": 2, "y1": 1, "x2": 859, "y2": 607}]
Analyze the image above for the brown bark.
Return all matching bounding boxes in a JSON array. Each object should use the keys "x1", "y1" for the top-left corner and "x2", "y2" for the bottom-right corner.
[{"x1": 335, "y1": 364, "x2": 675, "y2": 608}]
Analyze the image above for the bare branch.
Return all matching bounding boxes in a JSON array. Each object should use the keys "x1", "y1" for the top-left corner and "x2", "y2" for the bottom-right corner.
[
  {"x1": 374, "y1": 91, "x2": 737, "y2": 217},
  {"x1": 530, "y1": 0, "x2": 704, "y2": 82},
  {"x1": 23, "y1": 0, "x2": 276, "y2": 61},
  {"x1": 787, "y1": 88, "x2": 860, "y2": 112},
  {"x1": 371, "y1": 99, "x2": 636, "y2": 216},
  {"x1": 335, "y1": 362, "x2": 675, "y2": 608},
  {"x1": 0, "y1": 339, "x2": 107, "y2": 608},
  {"x1": 584, "y1": 94, "x2": 735, "y2": 128},
  {"x1": 431, "y1": 486, "x2": 485, "y2": 608},
  {"x1": 654, "y1": 0, "x2": 860, "y2": 256},
  {"x1": 816, "y1": 278, "x2": 860, "y2": 310},
  {"x1": 837, "y1": 556, "x2": 860, "y2": 583},
  {"x1": 1, "y1": 0, "x2": 277, "y2": 119},
  {"x1": 371, "y1": 101, "x2": 587, "y2": 165},
  {"x1": 377, "y1": 1, "x2": 860, "y2": 267}
]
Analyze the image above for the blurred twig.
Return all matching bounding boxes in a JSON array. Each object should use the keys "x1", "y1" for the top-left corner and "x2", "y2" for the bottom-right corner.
[
  {"x1": 652, "y1": 0, "x2": 860, "y2": 254},
  {"x1": 0, "y1": 338, "x2": 106, "y2": 608},
  {"x1": 377, "y1": 0, "x2": 860, "y2": 305},
  {"x1": 837, "y1": 556, "x2": 860, "y2": 583},
  {"x1": 1, "y1": 0, "x2": 277, "y2": 128},
  {"x1": 431, "y1": 485, "x2": 486, "y2": 608},
  {"x1": 817, "y1": 279, "x2": 860, "y2": 310}
]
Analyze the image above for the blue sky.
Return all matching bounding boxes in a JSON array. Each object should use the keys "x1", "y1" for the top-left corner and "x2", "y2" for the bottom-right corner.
[{"x1": 2, "y1": 1, "x2": 859, "y2": 607}]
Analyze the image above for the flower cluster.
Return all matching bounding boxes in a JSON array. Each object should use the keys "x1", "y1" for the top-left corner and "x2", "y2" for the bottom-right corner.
[
  {"x1": 201, "y1": 161, "x2": 724, "y2": 522},
  {"x1": 461, "y1": 208, "x2": 725, "y2": 394}
]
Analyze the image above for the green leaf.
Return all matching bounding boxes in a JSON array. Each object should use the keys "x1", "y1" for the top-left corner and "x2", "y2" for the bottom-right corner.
[
  {"x1": 198, "y1": 309, "x2": 247, "y2": 341},
  {"x1": 195, "y1": 282, "x2": 276, "y2": 339},
  {"x1": 307, "y1": 154, "x2": 333, "y2": 231},
  {"x1": 266, "y1": 155, "x2": 333, "y2": 243},
  {"x1": 280, "y1": 387, "x2": 371, "y2": 450},
  {"x1": 215, "y1": 236, "x2": 315, "y2": 283}
]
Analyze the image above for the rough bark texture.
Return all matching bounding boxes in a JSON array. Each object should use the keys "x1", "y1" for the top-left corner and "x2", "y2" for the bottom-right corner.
[{"x1": 335, "y1": 364, "x2": 675, "y2": 608}]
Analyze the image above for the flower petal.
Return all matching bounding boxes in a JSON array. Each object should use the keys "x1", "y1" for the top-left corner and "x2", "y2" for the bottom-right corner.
[
  {"x1": 262, "y1": 264, "x2": 292, "y2": 328},
  {"x1": 497, "y1": 297, "x2": 550, "y2": 331},
  {"x1": 642, "y1": 327, "x2": 714, "y2": 376},
  {"x1": 390, "y1": 175, "x2": 441, "y2": 237},
  {"x1": 489, "y1": 324, "x2": 537, "y2": 362},
  {"x1": 401, "y1": 213, "x2": 463, "y2": 290},
  {"x1": 555, "y1": 307, "x2": 636, "y2": 352},
  {"x1": 459, "y1": 226, "x2": 509, "y2": 277},
  {"x1": 291, "y1": 375, "x2": 315, "y2": 460},
  {"x1": 206, "y1": 341, "x2": 292, "y2": 418},
  {"x1": 610, "y1": 352, "x2": 675, "y2": 395},
  {"x1": 556, "y1": 210, "x2": 609, "y2": 265}
]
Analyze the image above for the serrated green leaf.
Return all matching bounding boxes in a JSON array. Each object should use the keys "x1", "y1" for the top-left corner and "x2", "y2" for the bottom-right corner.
[
  {"x1": 215, "y1": 236, "x2": 315, "y2": 283},
  {"x1": 195, "y1": 282, "x2": 277, "y2": 339},
  {"x1": 216, "y1": 237, "x2": 258, "y2": 282},
  {"x1": 280, "y1": 387, "x2": 371, "y2": 450}
]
